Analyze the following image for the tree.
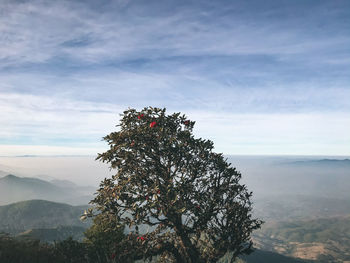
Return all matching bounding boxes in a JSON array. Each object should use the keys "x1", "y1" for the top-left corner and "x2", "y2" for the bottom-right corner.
[
  {"x1": 90, "y1": 107, "x2": 262, "y2": 263},
  {"x1": 54, "y1": 237, "x2": 87, "y2": 263},
  {"x1": 84, "y1": 213, "x2": 126, "y2": 263}
]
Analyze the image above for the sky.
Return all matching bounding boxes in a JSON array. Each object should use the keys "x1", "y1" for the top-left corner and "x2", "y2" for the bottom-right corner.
[{"x1": 0, "y1": 0, "x2": 349, "y2": 156}]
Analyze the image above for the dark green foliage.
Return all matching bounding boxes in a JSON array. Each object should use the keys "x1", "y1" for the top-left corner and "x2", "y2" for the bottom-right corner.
[
  {"x1": 91, "y1": 107, "x2": 262, "y2": 263},
  {"x1": 0, "y1": 232, "x2": 122, "y2": 263},
  {"x1": 0, "y1": 233, "x2": 80, "y2": 263},
  {"x1": 0, "y1": 233, "x2": 54, "y2": 263},
  {"x1": 54, "y1": 237, "x2": 87, "y2": 263},
  {"x1": 84, "y1": 213, "x2": 126, "y2": 263},
  {"x1": 0, "y1": 232, "x2": 313, "y2": 263},
  {"x1": 0, "y1": 201, "x2": 125, "y2": 263},
  {"x1": 17, "y1": 226, "x2": 86, "y2": 243}
]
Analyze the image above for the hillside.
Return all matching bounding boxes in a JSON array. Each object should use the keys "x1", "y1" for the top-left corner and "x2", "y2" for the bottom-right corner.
[
  {"x1": 236, "y1": 249, "x2": 313, "y2": 263},
  {"x1": 0, "y1": 200, "x2": 91, "y2": 234},
  {"x1": 0, "y1": 174, "x2": 94, "y2": 205},
  {"x1": 0, "y1": 175, "x2": 67, "y2": 204},
  {"x1": 17, "y1": 225, "x2": 86, "y2": 242},
  {"x1": 253, "y1": 215, "x2": 350, "y2": 262},
  {"x1": 254, "y1": 195, "x2": 350, "y2": 221}
]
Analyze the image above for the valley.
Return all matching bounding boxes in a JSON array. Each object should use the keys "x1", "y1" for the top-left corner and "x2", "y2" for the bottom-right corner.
[{"x1": 0, "y1": 156, "x2": 349, "y2": 262}]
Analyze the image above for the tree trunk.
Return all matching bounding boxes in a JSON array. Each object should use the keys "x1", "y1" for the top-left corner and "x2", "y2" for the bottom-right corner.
[
  {"x1": 179, "y1": 234, "x2": 204, "y2": 263},
  {"x1": 174, "y1": 221, "x2": 204, "y2": 263}
]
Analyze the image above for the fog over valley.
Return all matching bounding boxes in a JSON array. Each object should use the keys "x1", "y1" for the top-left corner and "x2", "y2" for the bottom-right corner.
[
  {"x1": 1, "y1": 155, "x2": 349, "y2": 207},
  {"x1": 0, "y1": 156, "x2": 111, "y2": 187},
  {"x1": 1, "y1": 155, "x2": 350, "y2": 262}
]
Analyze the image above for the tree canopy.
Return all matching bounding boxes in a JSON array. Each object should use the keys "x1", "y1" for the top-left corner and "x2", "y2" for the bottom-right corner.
[{"x1": 90, "y1": 107, "x2": 262, "y2": 263}]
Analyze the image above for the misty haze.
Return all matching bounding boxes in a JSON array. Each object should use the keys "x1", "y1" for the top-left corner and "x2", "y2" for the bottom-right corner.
[
  {"x1": 1, "y1": 155, "x2": 350, "y2": 261},
  {"x1": 1, "y1": 155, "x2": 350, "y2": 204}
]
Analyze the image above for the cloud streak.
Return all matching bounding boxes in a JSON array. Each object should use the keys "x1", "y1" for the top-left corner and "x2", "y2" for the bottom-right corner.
[
  {"x1": 0, "y1": 0, "x2": 349, "y2": 155},
  {"x1": 0, "y1": 91, "x2": 349, "y2": 156},
  {"x1": 1, "y1": 0, "x2": 349, "y2": 66}
]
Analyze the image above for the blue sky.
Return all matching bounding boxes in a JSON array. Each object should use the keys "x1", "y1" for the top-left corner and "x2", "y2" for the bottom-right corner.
[{"x1": 0, "y1": 0, "x2": 349, "y2": 156}]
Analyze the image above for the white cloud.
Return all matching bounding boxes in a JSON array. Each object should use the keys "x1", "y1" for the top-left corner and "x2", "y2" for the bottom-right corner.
[
  {"x1": 0, "y1": 91, "x2": 349, "y2": 156},
  {"x1": 0, "y1": 145, "x2": 104, "y2": 156},
  {"x1": 187, "y1": 111, "x2": 350, "y2": 156},
  {"x1": 0, "y1": 0, "x2": 349, "y2": 156},
  {"x1": 0, "y1": 92, "x2": 122, "y2": 142}
]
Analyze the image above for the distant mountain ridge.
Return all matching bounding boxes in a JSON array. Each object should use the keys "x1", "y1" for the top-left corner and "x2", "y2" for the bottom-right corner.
[
  {"x1": 283, "y1": 159, "x2": 350, "y2": 167},
  {"x1": 0, "y1": 174, "x2": 95, "y2": 205}
]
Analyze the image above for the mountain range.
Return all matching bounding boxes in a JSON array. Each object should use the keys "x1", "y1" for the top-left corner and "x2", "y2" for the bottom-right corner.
[
  {"x1": 284, "y1": 159, "x2": 350, "y2": 168},
  {"x1": 0, "y1": 174, "x2": 95, "y2": 206},
  {"x1": 0, "y1": 199, "x2": 90, "y2": 235}
]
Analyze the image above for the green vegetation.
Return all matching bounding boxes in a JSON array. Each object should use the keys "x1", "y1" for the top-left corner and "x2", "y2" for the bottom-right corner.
[
  {"x1": 89, "y1": 107, "x2": 262, "y2": 263},
  {"x1": 17, "y1": 226, "x2": 86, "y2": 243},
  {"x1": 0, "y1": 213, "x2": 126, "y2": 263},
  {"x1": 84, "y1": 213, "x2": 126, "y2": 262},
  {"x1": 0, "y1": 233, "x2": 89, "y2": 263},
  {"x1": 0, "y1": 234, "x2": 310, "y2": 263},
  {"x1": 0, "y1": 232, "x2": 56, "y2": 263},
  {"x1": 2, "y1": 198, "x2": 349, "y2": 262}
]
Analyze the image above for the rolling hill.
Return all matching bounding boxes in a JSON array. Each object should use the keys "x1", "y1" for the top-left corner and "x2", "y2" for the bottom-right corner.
[
  {"x1": 17, "y1": 225, "x2": 86, "y2": 242},
  {"x1": 0, "y1": 200, "x2": 91, "y2": 235},
  {"x1": 0, "y1": 174, "x2": 95, "y2": 205}
]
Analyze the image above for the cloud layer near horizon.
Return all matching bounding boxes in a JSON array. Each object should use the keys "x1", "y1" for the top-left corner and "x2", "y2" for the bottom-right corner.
[{"x1": 0, "y1": 0, "x2": 349, "y2": 155}]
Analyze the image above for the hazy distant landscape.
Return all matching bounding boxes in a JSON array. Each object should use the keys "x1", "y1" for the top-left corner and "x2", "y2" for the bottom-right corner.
[{"x1": 0, "y1": 155, "x2": 349, "y2": 262}]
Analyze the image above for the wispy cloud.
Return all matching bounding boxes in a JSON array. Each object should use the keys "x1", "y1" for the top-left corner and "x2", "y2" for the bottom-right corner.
[
  {"x1": 0, "y1": 0, "x2": 349, "y2": 155},
  {"x1": 1, "y1": 0, "x2": 349, "y2": 66},
  {"x1": 1, "y1": 92, "x2": 349, "y2": 156},
  {"x1": 0, "y1": 92, "x2": 122, "y2": 147},
  {"x1": 189, "y1": 111, "x2": 350, "y2": 156}
]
